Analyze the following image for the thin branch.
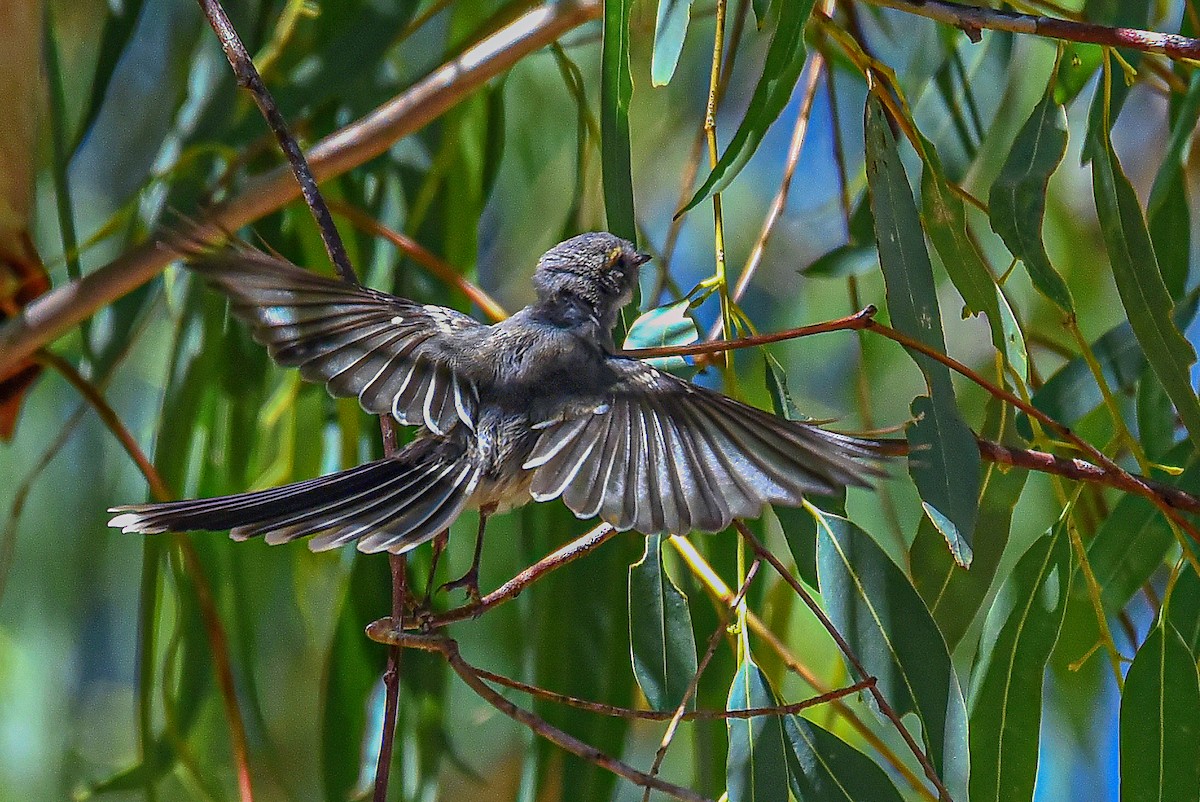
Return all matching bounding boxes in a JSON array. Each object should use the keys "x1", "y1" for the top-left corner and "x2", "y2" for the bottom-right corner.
[
  {"x1": 736, "y1": 522, "x2": 953, "y2": 802},
  {"x1": 197, "y1": 0, "x2": 356, "y2": 283},
  {"x1": 401, "y1": 523, "x2": 619, "y2": 629},
  {"x1": 0, "y1": 0, "x2": 602, "y2": 376},
  {"x1": 865, "y1": 0, "x2": 1200, "y2": 60},
  {"x1": 470, "y1": 660, "x2": 874, "y2": 720},
  {"x1": 363, "y1": 629, "x2": 712, "y2": 802}
]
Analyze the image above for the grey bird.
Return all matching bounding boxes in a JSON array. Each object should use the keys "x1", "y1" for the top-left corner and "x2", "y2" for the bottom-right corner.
[{"x1": 110, "y1": 232, "x2": 887, "y2": 598}]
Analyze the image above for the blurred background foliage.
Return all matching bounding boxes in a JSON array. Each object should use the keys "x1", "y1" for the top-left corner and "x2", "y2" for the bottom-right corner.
[{"x1": 2, "y1": 0, "x2": 1200, "y2": 800}]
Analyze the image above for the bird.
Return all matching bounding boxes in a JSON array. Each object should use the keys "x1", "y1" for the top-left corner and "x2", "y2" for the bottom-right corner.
[{"x1": 110, "y1": 232, "x2": 889, "y2": 601}]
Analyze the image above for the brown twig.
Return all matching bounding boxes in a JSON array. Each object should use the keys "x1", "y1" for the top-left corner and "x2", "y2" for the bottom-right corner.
[
  {"x1": 735, "y1": 522, "x2": 953, "y2": 802},
  {"x1": 0, "y1": 0, "x2": 602, "y2": 376},
  {"x1": 363, "y1": 628, "x2": 712, "y2": 802},
  {"x1": 866, "y1": 0, "x2": 1200, "y2": 60},
  {"x1": 412, "y1": 523, "x2": 619, "y2": 628},
  {"x1": 622, "y1": 305, "x2": 879, "y2": 359},
  {"x1": 35, "y1": 348, "x2": 255, "y2": 802},
  {"x1": 456, "y1": 652, "x2": 875, "y2": 720},
  {"x1": 196, "y1": 0, "x2": 357, "y2": 284}
]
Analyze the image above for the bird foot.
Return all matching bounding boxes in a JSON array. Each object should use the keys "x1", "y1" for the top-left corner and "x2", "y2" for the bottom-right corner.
[{"x1": 441, "y1": 568, "x2": 482, "y2": 611}]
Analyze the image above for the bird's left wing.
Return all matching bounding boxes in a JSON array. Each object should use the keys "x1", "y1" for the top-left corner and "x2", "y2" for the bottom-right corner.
[
  {"x1": 192, "y1": 244, "x2": 483, "y2": 434},
  {"x1": 523, "y1": 359, "x2": 887, "y2": 535}
]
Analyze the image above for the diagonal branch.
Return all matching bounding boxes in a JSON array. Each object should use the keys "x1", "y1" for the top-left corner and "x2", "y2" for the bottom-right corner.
[
  {"x1": 864, "y1": 0, "x2": 1200, "y2": 59},
  {"x1": 0, "y1": 0, "x2": 601, "y2": 377}
]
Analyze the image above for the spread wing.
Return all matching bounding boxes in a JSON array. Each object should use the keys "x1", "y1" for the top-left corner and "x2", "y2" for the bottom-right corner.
[
  {"x1": 192, "y1": 245, "x2": 482, "y2": 434},
  {"x1": 523, "y1": 359, "x2": 887, "y2": 535}
]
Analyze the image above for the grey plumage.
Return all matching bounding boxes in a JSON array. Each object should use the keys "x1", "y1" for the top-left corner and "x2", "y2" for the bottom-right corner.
[{"x1": 110, "y1": 232, "x2": 889, "y2": 555}]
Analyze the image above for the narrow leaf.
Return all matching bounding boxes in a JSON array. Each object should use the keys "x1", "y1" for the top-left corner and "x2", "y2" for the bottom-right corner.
[
  {"x1": 865, "y1": 92, "x2": 979, "y2": 559},
  {"x1": 911, "y1": 400, "x2": 1028, "y2": 650},
  {"x1": 651, "y1": 0, "x2": 695, "y2": 86},
  {"x1": 783, "y1": 716, "x2": 906, "y2": 802},
  {"x1": 628, "y1": 535, "x2": 698, "y2": 711},
  {"x1": 969, "y1": 522, "x2": 1071, "y2": 802},
  {"x1": 921, "y1": 149, "x2": 1027, "y2": 377},
  {"x1": 601, "y1": 0, "x2": 636, "y2": 242},
  {"x1": 815, "y1": 509, "x2": 970, "y2": 797},
  {"x1": 1093, "y1": 132, "x2": 1200, "y2": 452},
  {"x1": 726, "y1": 654, "x2": 792, "y2": 802},
  {"x1": 678, "y1": 0, "x2": 817, "y2": 214},
  {"x1": 1120, "y1": 622, "x2": 1200, "y2": 802},
  {"x1": 1167, "y1": 565, "x2": 1200, "y2": 657},
  {"x1": 988, "y1": 88, "x2": 1074, "y2": 314}
]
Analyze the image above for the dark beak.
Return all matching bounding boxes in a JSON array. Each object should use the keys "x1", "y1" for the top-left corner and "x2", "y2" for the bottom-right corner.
[{"x1": 634, "y1": 251, "x2": 652, "y2": 266}]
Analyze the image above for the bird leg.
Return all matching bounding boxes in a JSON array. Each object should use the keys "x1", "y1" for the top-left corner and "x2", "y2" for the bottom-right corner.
[
  {"x1": 419, "y1": 529, "x2": 451, "y2": 611},
  {"x1": 441, "y1": 506, "x2": 493, "y2": 607}
]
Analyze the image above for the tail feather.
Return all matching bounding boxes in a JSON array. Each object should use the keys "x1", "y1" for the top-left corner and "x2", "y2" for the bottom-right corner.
[{"x1": 108, "y1": 440, "x2": 478, "y2": 555}]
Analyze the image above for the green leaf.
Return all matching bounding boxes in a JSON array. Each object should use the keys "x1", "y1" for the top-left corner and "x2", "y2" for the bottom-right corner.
[
  {"x1": 651, "y1": 0, "x2": 695, "y2": 86},
  {"x1": 1093, "y1": 130, "x2": 1200, "y2": 453},
  {"x1": 911, "y1": 400, "x2": 1029, "y2": 650},
  {"x1": 969, "y1": 521, "x2": 1071, "y2": 802},
  {"x1": 726, "y1": 654, "x2": 792, "y2": 802},
  {"x1": 1146, "y1": 70, "x2": 1198, "y2": 300},
  {"x1": 1167, "y1": 564, "x2": 1200, "y2": 657},
  {"x1": 1120, "y1": 622, "x2": 1200, "y2": 802},
  {"x1": 628, "y1": 535, "x2": 698, "y2": 711},
  {"x1": 865, "y1": 92, "x2": 979, "y2": 561},
  {"x1": 677, "y1": 0, "x2": 817, "y2": 214},
  {"x1": 921, "y1": 149, "x2": 1028, "y2": 377},
  {"x1": 622, "y1": 299, "x2": 699, "y2": 372},
  {"x1": 783, "y1": 716, "x2": 906, "y2": 802},
  {"x1": 1089, "y1": 444, "x2": 1200, "y2": 612},
  {"x1": 601, "y1": 0, "x2": 637, "y2": 243},
  {"x1": 815, "y1": 509, "x2": 970, "y2": 797},
  {"x1": 988, "y1": 87, "x2": 1074, "y2": 314},
  {"x1": 910, "y1": 396, "x2": 980, "y2": 567}
]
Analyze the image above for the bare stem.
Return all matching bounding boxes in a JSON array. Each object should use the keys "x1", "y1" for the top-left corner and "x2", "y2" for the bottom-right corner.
[{"x1": 865, "y1": 0, "x2": 1200, "y2": 60}]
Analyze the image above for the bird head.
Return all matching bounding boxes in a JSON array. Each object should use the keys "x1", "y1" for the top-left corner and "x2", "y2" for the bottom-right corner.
[{"x1": 531, "y1": 232, "x2": 651, "y2": 337}]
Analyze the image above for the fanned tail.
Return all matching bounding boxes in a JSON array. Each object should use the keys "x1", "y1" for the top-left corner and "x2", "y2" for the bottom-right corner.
[{"x1": 108, "y1": 439, "x2": 479, "y2": 555}]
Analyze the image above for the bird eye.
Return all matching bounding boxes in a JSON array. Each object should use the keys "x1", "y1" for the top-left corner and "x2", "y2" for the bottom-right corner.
[{"x1": 605, "y1": 247, "x2": 624, "y2": 271}]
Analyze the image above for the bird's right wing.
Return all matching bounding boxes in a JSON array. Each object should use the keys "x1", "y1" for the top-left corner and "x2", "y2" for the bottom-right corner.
[
  {"x1": 192, "y1": 244, "x2": 483, "y2": 434},
  {"x1": 523, "y1": 359, "x2": 888, "y2": 535}
]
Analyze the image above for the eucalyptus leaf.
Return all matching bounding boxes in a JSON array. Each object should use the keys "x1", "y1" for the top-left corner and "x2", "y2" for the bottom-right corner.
[
  {"x1": 651, "y1": 0, "x2": 695, "y2": 86},
  {"x1": 726, "y1": 654, "x2": 792, "y2": 802},
  {"x1": 678, "y1": 0, "x2": 817, "y2": 214},
  {"x1": 601, "y1": 0, "x2": 637, "y2": 243},
  {"x1": 1120, "y1": 622, "x2": 1200, "y2": 802},
  {"x1": 866, "y1": 93, "x2": 979, "y2": 560},
  {"x1": 988, "y1": 87, "x2": 1074, "y2": 314},
  {"x1": 784, "y1": 716, "x2": 906, "y2": 802},
  {"x1": 815, "y1": 508, "x2": 969, "y2": 796},
  {"x1": 1093, "y1": 130, "x2": 1200, "y2": 453},
  {"x1": 628, "y1": 534, "x2": 698, "y2": 711},
  {"x1": 969, "y1": 522, "x2": 1071, "y2": 802}
]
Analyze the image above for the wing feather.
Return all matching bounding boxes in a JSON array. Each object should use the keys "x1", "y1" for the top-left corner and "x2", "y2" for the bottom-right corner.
[
  {"x1": 529, "y1": 360, "x2": 888, "y2": 535},
  {"x1": 191, "y1": 245, "x2": 481, "y2": 431}
]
